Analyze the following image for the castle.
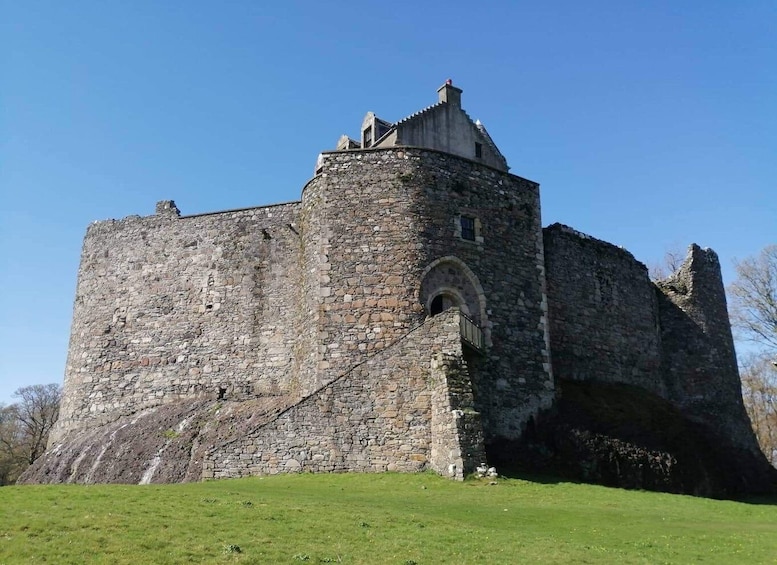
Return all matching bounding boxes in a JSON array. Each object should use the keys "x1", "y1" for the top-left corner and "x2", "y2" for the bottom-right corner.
[{"x1": 22, "y1": 82, "x2": 769, "y2": 489}]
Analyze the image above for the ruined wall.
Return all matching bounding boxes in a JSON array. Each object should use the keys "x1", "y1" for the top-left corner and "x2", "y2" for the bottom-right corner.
[
  {"x1": 543, "y1": 224, "x2": 664, "y2": 396},
  {"x1": 51, "y1": 201, "x2": 305, "y2": 443},
  {"x1": 544, "y1": 226, "x2": 763, "y2": 459},
  {"x1": 657, "y1": 245, "x2": 762, "y2": 455},
  {"x1": 203, "y1": 310, "x2": 485, "y2": 480},
  {"x1": 307, "y1": 147, "x2": 553, "y2": 442}
]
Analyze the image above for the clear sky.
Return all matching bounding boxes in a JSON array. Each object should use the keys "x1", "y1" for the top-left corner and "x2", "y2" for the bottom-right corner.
[{"x1": 1, "y1": 1, "x2": 775, "y2": 405}]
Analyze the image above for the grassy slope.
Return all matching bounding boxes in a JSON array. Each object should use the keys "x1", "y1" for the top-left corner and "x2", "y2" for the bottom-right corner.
[{"x1": 1, "y1": 474, "x2": 775, "y2": 564}]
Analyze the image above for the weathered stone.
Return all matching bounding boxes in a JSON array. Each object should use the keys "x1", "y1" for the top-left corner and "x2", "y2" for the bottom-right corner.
[{"x1": 20, "y1": 83, "x2": 769, "y2": 496}]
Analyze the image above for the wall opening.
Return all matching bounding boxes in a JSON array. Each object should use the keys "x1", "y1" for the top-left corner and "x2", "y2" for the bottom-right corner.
[
  {"x1": 460, "y1": 216, "x2": 476, "y2": 241},
  {"x1": 454, "y1": 215, "x2": 483, "y2": 243},
  {"x1": 430, "y1": 295, "x2": 444, "y2": 316},
  {"x1": 419, "y1": 257, "x2": 488, "y2": 346},
  {"x1": 429, "y1": 292, "x2": 467, "y2": 317}
]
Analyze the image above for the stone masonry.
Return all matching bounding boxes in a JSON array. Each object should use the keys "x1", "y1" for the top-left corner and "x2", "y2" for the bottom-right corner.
[
  {"x1": 544, "y1": 224, "x2": 763, "y2": 458},
  {"x1": 203, "y1": 310, "x2": 485, "y2": 480},
  {"x1": 23, "y1": 82, "x2": 766, "y2": 486},
  {"x1": 51, "y1": 201, "x2": 304, "y2": 443}
]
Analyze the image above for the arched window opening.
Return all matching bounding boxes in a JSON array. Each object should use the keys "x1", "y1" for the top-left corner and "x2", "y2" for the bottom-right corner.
[
  {"x1": 419, "y1": 256, "x2": 491, "y2": 348},
  {"x1": 420, "y1": 258, "x2": 485, "y2": 325},
  {"x1": 428, "y1": 292, "x2": 467, "y2": 317}
]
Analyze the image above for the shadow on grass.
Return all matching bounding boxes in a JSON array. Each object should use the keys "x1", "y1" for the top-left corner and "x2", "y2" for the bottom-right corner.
[
  {"x1": 492, "y1": 465, "x2": 777, "y2": 506},
  {"x1": 494, "y1": 467, "x2": 583, "y2": 486}
]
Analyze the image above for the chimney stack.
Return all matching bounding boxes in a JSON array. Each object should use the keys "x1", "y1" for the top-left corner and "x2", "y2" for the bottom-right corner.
[{"x1": 437, "y1": 79, "x2": 463, "y2": 107}]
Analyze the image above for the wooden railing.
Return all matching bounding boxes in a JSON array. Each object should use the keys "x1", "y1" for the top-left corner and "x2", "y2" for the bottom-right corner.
[{"x1": 459, "y1": 313, "x2": 485, "y2": 353}]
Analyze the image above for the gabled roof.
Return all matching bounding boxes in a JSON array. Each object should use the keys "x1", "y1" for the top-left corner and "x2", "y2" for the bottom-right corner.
[{"x1": 334, "y1": 81, "x2": 509, "y2": 171}]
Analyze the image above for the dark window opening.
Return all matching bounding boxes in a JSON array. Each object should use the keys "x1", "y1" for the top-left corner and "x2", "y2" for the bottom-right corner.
[
  {"x1": 363, "y1": 127, "x2": 373, "y2": 148},
  {"x1": 430, "y1": 295, "x2": 444, "y2": 316},
  {"x1": 376, "y1": 121, "x2": 391, "y2": 140},
  {"x1": 475, "y1": 142, "x2": 483, "y2": 158},
  {"x1": 218, "y1": 387, "x2": 226, "y2": 400},
  {"x1": 460, "y1": 216, "x2": 476, "y2": 241}
]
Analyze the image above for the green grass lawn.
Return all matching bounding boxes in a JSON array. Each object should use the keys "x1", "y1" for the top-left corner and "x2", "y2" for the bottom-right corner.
[{"x1": 1, "y1": 473, "x2": 775, "y2": 564}]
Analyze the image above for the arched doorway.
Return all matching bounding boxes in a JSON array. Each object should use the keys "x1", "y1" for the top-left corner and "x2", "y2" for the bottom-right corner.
[
  {"x1": 429, "y1": 290, "x2": 470, "y2": 317},
  {"x1": 419, "y1": 256, "x2": 487, "y2": 329}
]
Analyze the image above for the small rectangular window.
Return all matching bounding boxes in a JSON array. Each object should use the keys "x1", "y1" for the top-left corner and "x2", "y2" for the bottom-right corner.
[
  {"x1": 475, "y1": 142, "x2": 482, "y2": 158},
  {"x1": 460, "y1": 216, "x2": 476, "y2": 241},
  {"x1": 363, "y1": 127, "x2": 373, "y2": 148}
]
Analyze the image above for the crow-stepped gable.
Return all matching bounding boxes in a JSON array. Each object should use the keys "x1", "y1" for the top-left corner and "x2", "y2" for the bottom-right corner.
[{"x1": 22, "y1": 82, "x2": 774, "y2": 496}]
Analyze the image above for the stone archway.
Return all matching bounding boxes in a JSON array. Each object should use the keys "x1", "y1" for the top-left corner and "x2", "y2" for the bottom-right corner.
[
  {"x1": 428, "y1": 287, "x2": 470, "y2": 317},
  {"x1": 419, "y1": 256, "x2": 487, "y2": 330}
]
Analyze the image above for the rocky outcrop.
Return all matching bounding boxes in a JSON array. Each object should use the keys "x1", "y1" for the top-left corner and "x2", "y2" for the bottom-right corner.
[
  {"x1": 21, "y1": 310, "x2": 486, "y2": 484},
  {"x1": 491, "y1": 380, "x2": 777, "y2": 498},
  {"x1": 19, "y1": 396, "x2": 292, "y2": 484}
]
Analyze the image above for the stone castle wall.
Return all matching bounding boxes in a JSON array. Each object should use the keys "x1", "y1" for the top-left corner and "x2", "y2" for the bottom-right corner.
[
  {"x1": 543, "y1": 223, "x2": 664, "y2": 397},
  {"x1": 203, "y1": 310, "x2": 485, "y2": 480},
  {"x1": 53, "y1": 147, "x2": 554, "y2": 449},
  {"x1": 48, "y1": 142, "x2": 758, "y2": 486},
  {"x1": 51, "y1": 202, "x2": 306, "y2": 443},
  {"x1": 657, "y1": 245, "x2": 762, "y2": 455},
  {"x1": 544, "y1": 224, "x2": 760, "y2": 455},
  {"x1": 28, "y1": 68, "x2": 770, "y2": 491}
]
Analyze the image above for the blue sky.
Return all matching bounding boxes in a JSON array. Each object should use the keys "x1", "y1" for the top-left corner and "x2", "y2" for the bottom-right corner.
[{"x1": 1, "y1": 1, "x2": 775, "y2": 404}]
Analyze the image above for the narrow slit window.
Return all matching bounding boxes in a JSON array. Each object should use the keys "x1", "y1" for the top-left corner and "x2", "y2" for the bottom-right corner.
[{"x1": 475, "y1": 142, "x2": 482, "y2": 158}]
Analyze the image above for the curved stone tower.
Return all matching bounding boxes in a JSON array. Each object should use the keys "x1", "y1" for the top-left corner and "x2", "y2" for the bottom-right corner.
[{"x1": 301, "y1": 145, "x2": 553, "y2": 441}]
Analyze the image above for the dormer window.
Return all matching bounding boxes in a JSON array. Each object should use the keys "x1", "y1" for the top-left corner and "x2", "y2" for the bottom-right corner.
[
  {"x1": 363, "y1": 126, "x2": 373, "y2": 148},
  {"x1": 475, "y1": 142, "x2": 482, "y2": 159}
]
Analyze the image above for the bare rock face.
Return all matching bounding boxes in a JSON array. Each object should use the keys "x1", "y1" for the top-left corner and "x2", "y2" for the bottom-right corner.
[{"x1": 19, "y1": 396, "x2": 291, "y2": 485}]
